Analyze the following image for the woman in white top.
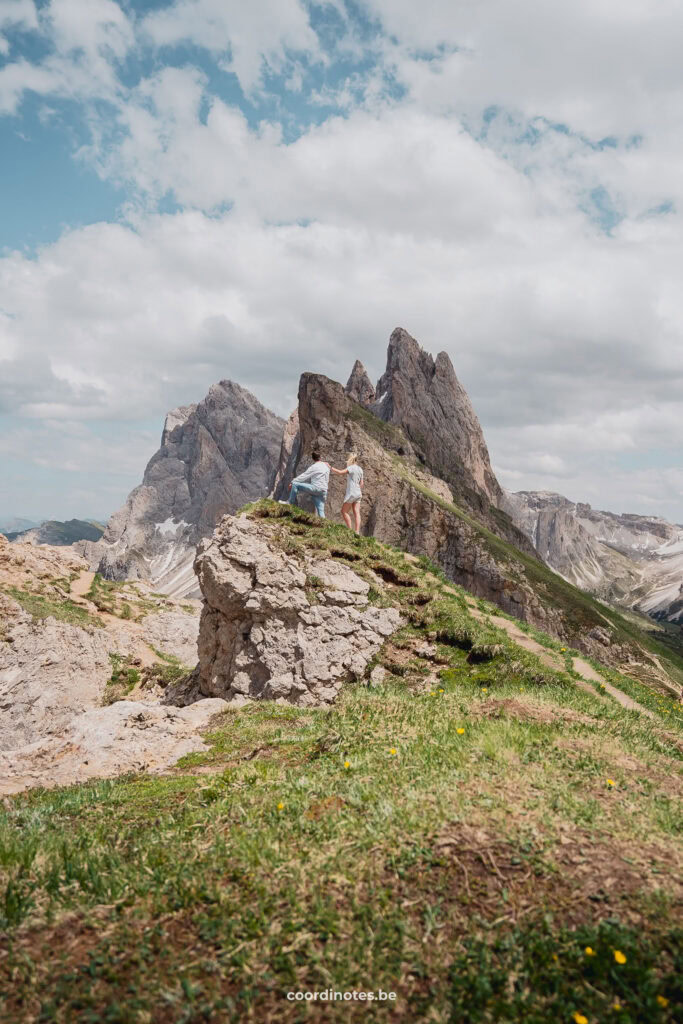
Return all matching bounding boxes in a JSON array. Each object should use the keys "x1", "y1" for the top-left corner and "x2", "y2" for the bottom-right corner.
[{"x1": 331, "y1": 453, "x2": 364, "y2": 533}]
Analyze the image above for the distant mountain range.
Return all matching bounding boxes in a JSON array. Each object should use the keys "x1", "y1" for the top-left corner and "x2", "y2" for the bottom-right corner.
[
  {"x1": 503, "y1": 491, "x2": 683, "y2": 626},
  {"x1": 6, "y1": 326, "x2": 681, "y2": 688},
  {"x1": 3, "y1": 519, "x2": 105, "y2": 546},
  {"x1": 0, "y1": 517, "x2": 40, "y2": 535}
]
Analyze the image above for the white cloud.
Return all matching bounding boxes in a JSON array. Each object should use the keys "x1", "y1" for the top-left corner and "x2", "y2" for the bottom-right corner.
[
  {"x1": 0, "y1": 1, "x2": 682, "y2": 521},
  {"x1": 365, "y1": 0, "x2": 683, "y2": 135},
  {"x1": 141, "y1": 0, "x2": 321, "y2": 94},
  {"x1": 0, "y1": 0, "x2": 133, "y2": 112}
]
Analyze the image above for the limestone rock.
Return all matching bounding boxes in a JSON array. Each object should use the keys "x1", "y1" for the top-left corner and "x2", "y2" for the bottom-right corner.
[
  {"x1": 270, "y1": 408, "x2": 300, "y2": 498},
  {"x1": 371, "y1": 328, "x2": 503, "y2": 511},
  {"x1": 345, "y1": 359, "x2": 376, "y2": 406},
  {"x1": 93, "y1": 381, "x2": 285, "y2": 597},
  {"x1": 281, "y1": 370, "x2": 550, "y2": 630},
  {"x1": 0, "y1": 534, "x2": 201, "y2": 752},
  {"x1": 504, "y1": 489, "x2": 683, "y2": 626},
  {"x1": 0, "y1": 698, "x2": 228, "y2": 795},
  {"x1": 194, "y1": 514, "x2": 403, "y2": 705}
]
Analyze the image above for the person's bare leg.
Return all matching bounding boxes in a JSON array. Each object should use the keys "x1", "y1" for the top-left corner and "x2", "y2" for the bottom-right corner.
[
  {"x1": 353, "y1": 502, "x2": 361, "y2": 534},
  {"x1": 341, "y1": 503, "x2": 353, "y2": 529}
]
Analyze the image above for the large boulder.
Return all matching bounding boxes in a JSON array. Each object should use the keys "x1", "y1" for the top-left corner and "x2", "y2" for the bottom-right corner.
[{"x1": 194, "y1": 514, "x2": 403, "y2": 705}]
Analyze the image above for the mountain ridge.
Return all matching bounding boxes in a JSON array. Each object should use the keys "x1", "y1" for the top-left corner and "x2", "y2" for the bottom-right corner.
[{"x1": 505, "y1": 489, "x2": 683, "y2": 626}]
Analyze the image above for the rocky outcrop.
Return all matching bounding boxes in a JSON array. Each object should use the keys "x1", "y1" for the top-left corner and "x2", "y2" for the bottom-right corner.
[
  {"x1": 505, "y1": 490, "x2": 683, "y2": 625},
  {"x1": 94, "y1": 381, "x2": 285, "y2": 598},
  {"x1": 194, "y1": 514, "x2": 403, "y2": 705},
  {"x1": 370, "y1": 328, "x2": 503, "y2": 512},
  {"x1": 0, "y1": 534, "x2": 201, "y2": 752},
  {"x1": 273, "y1": 374, "x2": 569, "y2": 635},
  {"x1": 0, "y1": 698, "x2": 228, "y2": 796},
  {"x1": 345, "y1": 359, "x2": 376, "y2": 405},
  {"x1": 270, "y1": 408, "x2": 300, "y2": 499}
]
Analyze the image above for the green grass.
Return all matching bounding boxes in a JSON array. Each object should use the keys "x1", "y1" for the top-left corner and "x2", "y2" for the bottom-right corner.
[
  {"x1": 449, "y1": 919, "x2": 681, "y2": 1023},
  {"x1": 1, "y1": 585, "x2": 101, "y2": 630},
  {"x1": 395, "y1": 468, "x2": 683, "y2": 690},
  {"x1": 86, "y1": 574, "x2": 176, "y2": 621},
  {"x1": 143, "y1": 649, "x2": 191, "y2": 689},
  {"x1": 596, "y1": 666, "x2": 683, "y2": 732},
  {"x1": 346, "y1": 400, "x2": 410, "y2": 452},
  {"x1": 101, "y1": 652, "x2": 141, "y2": 705},
  {"x1": 1, "y1": 505, "x2": 681, "y2": 1021}
]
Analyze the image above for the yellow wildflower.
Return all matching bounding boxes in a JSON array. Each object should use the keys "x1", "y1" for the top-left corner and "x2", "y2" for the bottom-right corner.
[
  {"x1": 438, "y1": 688, "x2": 444, "y2": 693},
  {"x1": 344, "y1": 760, "x2": 351, "y2": 769},
  {"x1": 607, "y1": 778, "x2": 615, "y2": 787},
  {"x1": 613, "y1": 950, "x2": 626, "y2": 964},
  {"x1": 573, "y1": 1013, "x2": 588, "y2": 1024},
  {"x1": 560, "y1": 647, "x2": 567, "y2": 652},
  {"x1": 612, "y1": 1004, "x2": 621, "y2": 1012},
  {"x1": 457, "y1": 728, "x2": 465, "y2": 735},
  {"x1": 277, "y1": 802, "x2": 284, "y2": 811},
  {"x1": 551, "y1": 953, "x2": 558, "y2": 962},
  {"x1": 482, "y1": 687, "x2": 488, "y2": 693},
  {"x1": 657, "y1": 995, "x2": 669, "y2": 1008},
  {"x1": 430, "y1": 691, "x2": 436, "y2": 696},
  {"x1": 584, "y1": 946, "x2": 596, "y2": 956},
  {"x1": 389, "y1": 747, "x2": 397, "y2": 755}
]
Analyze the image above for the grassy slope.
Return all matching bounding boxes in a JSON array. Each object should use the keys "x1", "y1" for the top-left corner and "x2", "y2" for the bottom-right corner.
[
  {"x1": 395, "y1": 464, "x2": 683, "y2": 692},
  {"x1": 1, "y1": 506, "x2": 681, "y2": 1023}
]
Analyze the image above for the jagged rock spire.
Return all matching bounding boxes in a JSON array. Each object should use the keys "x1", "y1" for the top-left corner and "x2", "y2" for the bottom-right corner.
[
  {"x1": 371, "y1": 327, "x2": 503, "y2": 509},
  {"x1": 345, "y1": 359, "x2": 376, "y2": 406}
]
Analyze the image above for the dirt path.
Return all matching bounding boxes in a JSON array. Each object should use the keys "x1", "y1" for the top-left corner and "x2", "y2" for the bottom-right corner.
[
  {"x1": 463, "y1": 596, "x2": 655, "y2": 713},
  {"x1": 70, "y1": 570, "x2": 96, "y2": 599},
  {"x1": 572, "y1": 657, "x2": 655, "y2": 720},
  {"x1": 68, "y1": 570, "x2": 167, "y2": 669}
]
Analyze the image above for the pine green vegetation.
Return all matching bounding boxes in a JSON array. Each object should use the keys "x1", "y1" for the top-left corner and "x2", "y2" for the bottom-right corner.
[{"x1": 1, "y1": 506, "x2": 681, "y2": 1022}]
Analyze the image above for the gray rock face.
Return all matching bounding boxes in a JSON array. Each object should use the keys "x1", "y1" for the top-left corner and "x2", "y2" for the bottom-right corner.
[
  {"x1": 0, "y1": 698, "x2": 228, "y2": 795},
  {"x1": 95, "y1": 382, "x2": 284, "y2": 597},
  {"x1": 270, "y1": 408, "x2": 300, "y2": 499},
  {"x1": 273, "y1": 373, "x2": 562, "y2": 634},
  {"x1": 0, "y1": 594, "x2": 115, "y2": 751},
  {"x1": 505, "y1": 490, "x2": 683, "y2": 625},
  {"x1": 0, "y1": 534, "x2": 202, "y2": 753},
  {"x1": 345, "y1": 359, "x2": 376, "y2": 405},
  {"x1": 194, "y1": 514, "x2": 403, "y2": 705},
  {"x1": 371, "y1": 328, "x2": 503, "y2": 512}
]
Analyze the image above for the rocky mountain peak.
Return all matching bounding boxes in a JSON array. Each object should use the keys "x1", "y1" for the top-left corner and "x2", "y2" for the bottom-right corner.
[
  {"x1": 161, "y1": 404, "x2": 197, "y2": 446},
  {"x1": 344, "y1": 359, "x2": 375, "y2": 405},
  {"x1": 505, "y1": 488, "x2": 683, "y2": 625},
  {"x1": 371, "y1": 327, "x2": 503, "y2": 510},
  {"x1": 94, "y1": 379, "x2": 285, "y2": 596}
]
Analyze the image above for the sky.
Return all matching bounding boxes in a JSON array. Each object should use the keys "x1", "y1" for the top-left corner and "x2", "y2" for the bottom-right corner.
[{"x1": 1, "y1": 0, "x2": 682, "y2": 525}]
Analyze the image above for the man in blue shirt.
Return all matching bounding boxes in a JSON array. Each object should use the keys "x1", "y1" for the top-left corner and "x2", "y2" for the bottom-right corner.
[{"x1": 286, "y1": 449, "x2": 330, "y2": 518}]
